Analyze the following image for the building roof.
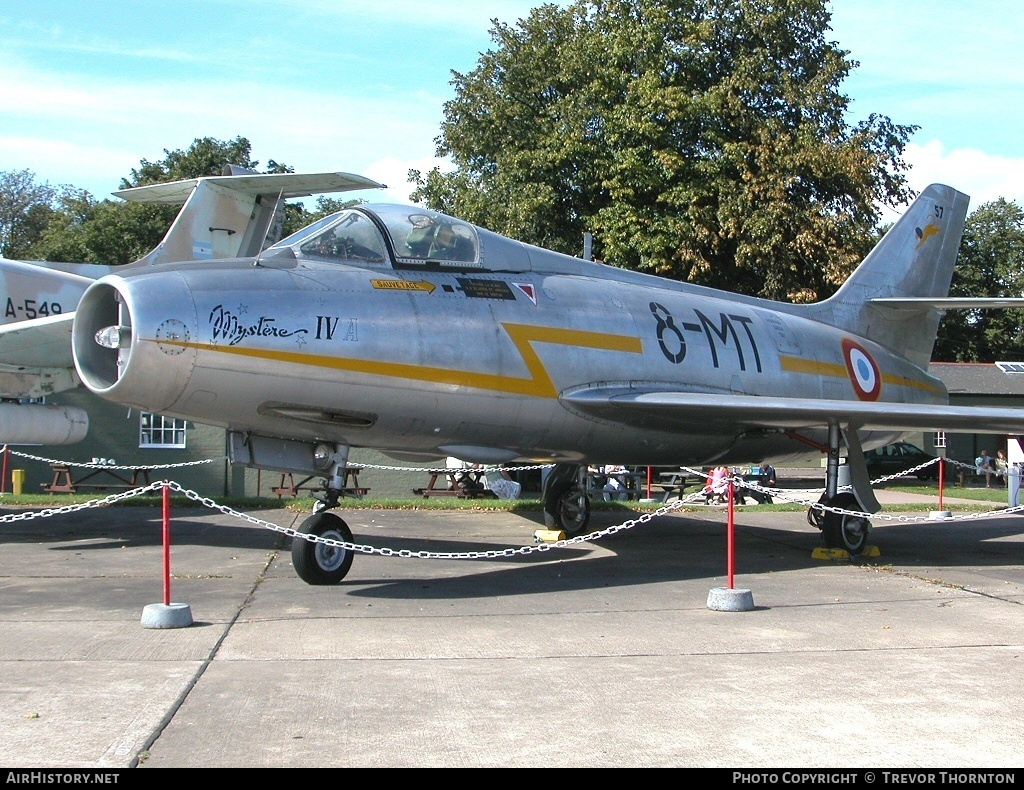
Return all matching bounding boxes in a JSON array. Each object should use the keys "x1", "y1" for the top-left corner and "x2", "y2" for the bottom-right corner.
[{"x1": 928, "y1": 362, "x2": 1024, "y2": 396}]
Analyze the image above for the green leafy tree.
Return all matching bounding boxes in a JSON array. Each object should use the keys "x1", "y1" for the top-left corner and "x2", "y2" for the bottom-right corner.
[
  {"x1": 29, "y1": 191, "x2": 174, "y2": 266},
  {"x1": 0, "y1": 170, "x2": 63, "y2": 258},
  {"x1": 412, "y1": 0, "x2": 915, "y2": 301},
  {"x1": 933, "y1": 199, "x2": 1024, "y2": 362},
  {"x1": 120, "y1": 135, "x2": 263, "y2": 188}
]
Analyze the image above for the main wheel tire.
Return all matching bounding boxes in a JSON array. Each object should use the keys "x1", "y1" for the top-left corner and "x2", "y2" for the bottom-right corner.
[
  {"x1": 291, "y1": 512, "x2": 355, "y2": 585},
  {"x1": 820, "y1": 493, "x2": 870, "y2": 555},
  {"x1": 557, "y1": 488, "x2": 591, "y2": 534}
]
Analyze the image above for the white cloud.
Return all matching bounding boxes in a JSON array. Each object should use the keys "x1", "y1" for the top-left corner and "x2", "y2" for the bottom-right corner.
[
  {"x1": 242, "y1": 0, "x2": 543, "y2": 32},
  {"x1": 0, "y1": 63, "x2": 448, "y2": 199},
  {"x1": 903, "y1": 140, "x2": 1024, "y2": 211},
  {"x1": 358, "y1": 156, "x2": 453, "y2": 205}
]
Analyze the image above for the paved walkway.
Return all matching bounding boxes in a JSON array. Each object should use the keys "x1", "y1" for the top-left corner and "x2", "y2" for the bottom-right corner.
[{"x1": 2, "y1": 492, "x2": 1023, "y2": 768}]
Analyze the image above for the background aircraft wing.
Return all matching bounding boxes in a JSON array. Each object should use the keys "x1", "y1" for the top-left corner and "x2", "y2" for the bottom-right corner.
[
  {"x1": 562, "y1": 387, "x2": 1024, "y2": 434},
  {"x1": 0, "y1": 312, "x2": 76, "y2": 368}
]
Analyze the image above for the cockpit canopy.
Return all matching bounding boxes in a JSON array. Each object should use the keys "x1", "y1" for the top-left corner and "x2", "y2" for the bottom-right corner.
[{"x1": 271, "y1": 205, "x2": 482, "y2": 268}]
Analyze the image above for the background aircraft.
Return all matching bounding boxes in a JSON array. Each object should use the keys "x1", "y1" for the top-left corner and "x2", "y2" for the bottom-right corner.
[
  {"x1": 0, "y1": 167, "x2": 383, "y2": 446},
  {"x1": 8, "y1": 172, "x2": 1024, "y2": 584}
]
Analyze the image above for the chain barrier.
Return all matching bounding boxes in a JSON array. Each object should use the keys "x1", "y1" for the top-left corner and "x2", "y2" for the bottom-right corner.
[
  {"x1": 171, "y1": 481, "x2": 718, "y2": 558},
  {"x1": 2, "y1": 446, "x2": 227, "y2": 471},
  {"x1": 0, "y1": 480, "x2": 169, "y2": 523},
  {"x1": 345, "y1": 461, "x2": 557, "y2": 474},
  {"x1": 724, "y1": 459, "x2": 1024, "y2": 524},
  {"x1": 11, "y1": 479, "x2": 696, "y2": 560},
  {"x1": 2, "y1": 449, "x2": 1018, "y2": 556},
  {"x1": 0, "y1": 444, "x2": 553, "y2": 476}
]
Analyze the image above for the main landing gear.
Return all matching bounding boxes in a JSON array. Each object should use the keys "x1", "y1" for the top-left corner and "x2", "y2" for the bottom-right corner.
[
  {"x1": 542, "y1": 463, "x2": 591, "y2": 535},
  {"x1": 809, "y1": 492, "x2": 870, "y2": 555},
  {"x1": 808, "y1": 424, "x2": 876, "y2": 556}
]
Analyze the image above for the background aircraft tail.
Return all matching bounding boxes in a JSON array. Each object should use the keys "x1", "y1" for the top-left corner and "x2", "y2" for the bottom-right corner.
[
  {"x1": 116, "y1": 166, "x2": 386, "y2": 267},
  {"x1": 798, "y1": 184, "x2": 970, "y2": 369}
]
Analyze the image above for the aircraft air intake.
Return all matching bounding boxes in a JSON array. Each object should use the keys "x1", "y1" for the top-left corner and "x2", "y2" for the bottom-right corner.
[{"x1": 72, "y1": 273, "x2": 198, "y2": 413}]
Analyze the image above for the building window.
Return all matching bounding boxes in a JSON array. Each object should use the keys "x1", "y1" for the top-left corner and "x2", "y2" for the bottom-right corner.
[
  {"x1": 934, "y1": 431, "x2": 947, "y2": 449},
  {"x1": 140, "y1": 413, "x2": 187, "y2": 448}
]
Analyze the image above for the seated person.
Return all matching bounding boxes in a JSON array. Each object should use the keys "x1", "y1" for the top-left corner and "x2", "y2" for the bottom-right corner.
[
  {"x1": 704, "y1": 466, "x2": 729, "y2": 504},
  {"x1": 994, "y1": 450, "x2": 1008, "y2": 484},
  {"x1": 975, "y1": 450, "x2": 996, "y2": 487},
  {"x1": 404, "y1": 213, "x2": 478, "y2": 262},
  {"x1": 749, "y1": 462, "x2": 777, "y2": 504},
  {"x1": 601, "y1": 464, "x2": 631, "y2": 501},
  {"x1": 406, "y1": 214, "x2": 438, "y2": 257},
  {"x1": 485, "y1": 468, "x2": 522, "y2": 500},
  {"x1": 446, "y1": 457, "x2": 484, "y2": 492}
]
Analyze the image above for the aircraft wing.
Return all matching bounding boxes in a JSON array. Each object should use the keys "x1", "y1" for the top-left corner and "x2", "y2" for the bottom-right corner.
[
  {"x1": 0, "y1": 312, "x2": 76, "y2": 368},
  {"x1": 870, "y1": 297, "x2": 1024, "y2": 310},
  {"x1": 562, "y1": 388, "x2": 1024, "y2": 434}
]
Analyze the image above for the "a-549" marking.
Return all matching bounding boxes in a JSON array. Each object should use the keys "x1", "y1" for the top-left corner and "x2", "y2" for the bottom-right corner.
[{"x1": 5, "y1": 298, "x2": 63, "y2": 318}]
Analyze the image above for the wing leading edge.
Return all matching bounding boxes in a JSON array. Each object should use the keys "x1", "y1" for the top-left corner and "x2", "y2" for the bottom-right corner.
[
  {"x1": 562, "y1": 388, "x2": 1024, "y2": 434},
  {"x1": 0, "y1": 312, "x2": 76, "y2": 369}
]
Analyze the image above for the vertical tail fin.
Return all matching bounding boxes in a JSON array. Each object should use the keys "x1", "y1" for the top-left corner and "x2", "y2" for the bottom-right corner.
[
  {"x1": 802, "y1": 184, "x2": 970, "y2": 368},
  {"x1": 114, "y1": 167, "x2": 385, "y2": 267}
]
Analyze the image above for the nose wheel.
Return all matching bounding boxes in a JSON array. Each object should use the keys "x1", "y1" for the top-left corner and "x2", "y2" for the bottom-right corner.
[{"x1": 291, "y1": 512, "x2": 355, "y2": 584}]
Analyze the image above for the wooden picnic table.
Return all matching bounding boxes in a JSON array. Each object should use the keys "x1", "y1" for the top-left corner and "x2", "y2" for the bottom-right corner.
[
  {"x1": 652, "y1": 469, "x2": 696, "y2": 502},
  {"x1": 586, "y1": 469, "x2": 645, "y2": 500},
  {"x1": 413, "y1": 469, "x2": 498, "y2": 499},
  {"x1": 42, "y1": 464, "x2": 153, "y2": 494},
  {"x1": 271, "y1": 468, "x2": 369, "y2": 499}
]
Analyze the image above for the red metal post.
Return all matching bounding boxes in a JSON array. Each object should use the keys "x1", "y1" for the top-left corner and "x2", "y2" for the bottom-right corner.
[
  {"x1": 726, "y1": 479, "x2": 736, "y2": 589},
  {"x1": 938, "y1": 457, "x2": 945, "y2": 511},
  {"x1": 162, "y1": 482, "x2": 171, "y2": 606}
]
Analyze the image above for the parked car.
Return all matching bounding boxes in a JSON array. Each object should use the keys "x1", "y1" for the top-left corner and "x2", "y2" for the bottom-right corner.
[{"x1": 864, "y1": 441, "x2": 939, "y2": 480}]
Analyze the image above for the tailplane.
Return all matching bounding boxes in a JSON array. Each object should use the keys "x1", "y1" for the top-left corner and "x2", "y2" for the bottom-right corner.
[
  {"x1": 116, "y1": 166, "x2": 385, "y2": 267},
  {"x1": 800, "y1": 184, "x2": 970, "y2": 368}
]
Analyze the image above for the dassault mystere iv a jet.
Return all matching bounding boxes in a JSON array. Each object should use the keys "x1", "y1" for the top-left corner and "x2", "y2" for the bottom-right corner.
[{"x1": 12, "y1": 171, "x2": 1024, "y2": 584}]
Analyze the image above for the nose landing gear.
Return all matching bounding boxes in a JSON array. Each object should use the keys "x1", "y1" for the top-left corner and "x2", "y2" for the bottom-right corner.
[
  {"x1": 291, "y1": 511, "x2": 355, "y2": 584},
  {"x1": 291, "y1": 443, "x2": 356, "y2": 584}
]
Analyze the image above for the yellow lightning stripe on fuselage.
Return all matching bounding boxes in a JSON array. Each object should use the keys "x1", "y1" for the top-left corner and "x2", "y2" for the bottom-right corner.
[
  {"x1": 779, "y1": 355, "x2": 944, "y2": 394},
  {"x1": 153, "y1": 322, "x2": 643, "y2": 398}
]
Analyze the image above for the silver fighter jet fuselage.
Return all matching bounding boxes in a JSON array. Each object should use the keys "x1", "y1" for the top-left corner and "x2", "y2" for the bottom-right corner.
[{"x1": 12, "y1": 174, "x2": 1024, "y2": 578}]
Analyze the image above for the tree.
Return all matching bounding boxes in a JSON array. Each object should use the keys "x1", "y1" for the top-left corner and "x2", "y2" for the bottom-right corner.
[
  {"x1": 933, "y1": 199, "x2": 1024, "y2": 362},
  {"x1": 29, "y1": 192, "x2": 174, "y2": 266},
  {"x1": 412, "y1": 0, "x2": 915, "y2": 301},
  {"x1": 120, "y1": 135, "x2": 263, "y2": 188},
  {"x1": 0, "y1": 170, "x2": 62, "y2": 258}
]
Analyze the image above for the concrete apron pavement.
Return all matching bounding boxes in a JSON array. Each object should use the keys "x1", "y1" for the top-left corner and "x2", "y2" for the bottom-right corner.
[{"x1": 1, "y1": 499, "x2": 1022, "y2": 768}]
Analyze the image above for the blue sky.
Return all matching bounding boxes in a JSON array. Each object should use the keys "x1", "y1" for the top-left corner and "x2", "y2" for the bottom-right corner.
[{"x1": 1, "y1": 0, "x2": 1021, "y2": 216}]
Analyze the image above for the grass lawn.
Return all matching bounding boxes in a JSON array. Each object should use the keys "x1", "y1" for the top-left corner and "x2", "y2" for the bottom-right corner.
[{"x1": 0, "y1": 485, "x2": 1006, "y2": 515}]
